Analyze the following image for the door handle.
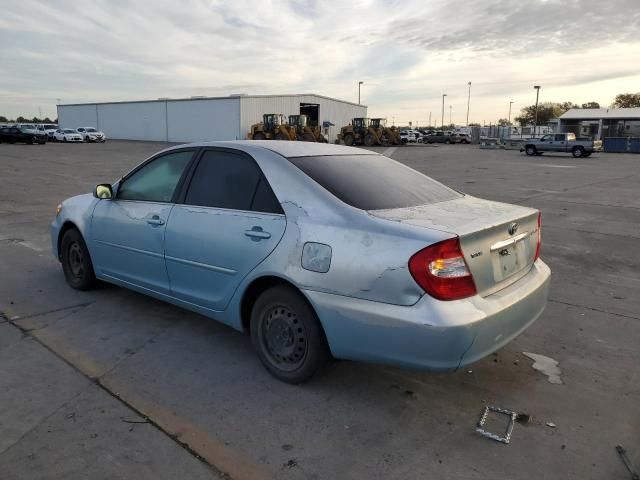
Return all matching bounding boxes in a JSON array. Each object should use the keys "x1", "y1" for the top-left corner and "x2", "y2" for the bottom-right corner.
[
  {"x1": 245, "y1": 227, "x2": 271, "y2": 240},
  {"x1": 147, "y1": 215, "x2": 165, "y2": 226}
]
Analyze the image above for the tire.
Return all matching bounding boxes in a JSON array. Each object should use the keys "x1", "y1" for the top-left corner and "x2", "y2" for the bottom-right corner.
[
  {"x1": 364, "y1": 133, "x2": 376, "y2": 146},
  {"x1": 252, "y1": 132, "x2": 266, "y2": 140},
  {"x1": 63, "y1": 136, "x2": 67, "y2": 142},
  {"x1": 444, "y1": 139, "x2": 451, "y2": 144},
  {"x1": 302, "y1": 132, "x2": 316, "y2": 142},
  {"x1": 27, "y1": 136, "x2": 35, "y2": 145},
  {"x1": 60, "y1": 228, "x2": 96, "y2": 291},
  {"x1": 343, "y1": 134, "x2": 354, "y2": 146},
  {"x1": 274, "y1": 133, "x2": 288, "y2": 141},
  {"x1": 250, "y1": 285, "x2": 329, "y2": 384},
  {"x1": 572, "y1": 146, "x2": 584, "y2": 158},
  {"x1": 525, "y1": 145, "x2": 536, "y2": 156}
]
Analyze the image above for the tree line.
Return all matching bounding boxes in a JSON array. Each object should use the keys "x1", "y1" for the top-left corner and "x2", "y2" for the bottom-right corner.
[{"x1": 0, "y1": 116, "x2": 57, "y2": 124}]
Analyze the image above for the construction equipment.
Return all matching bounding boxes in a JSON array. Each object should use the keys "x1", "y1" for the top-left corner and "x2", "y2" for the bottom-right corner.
[
  {"x1": 338, "y1": 118, "x2": 400, "y2": 146},
  {"x1": 288, "y1": 115, "x2": 327, "y2": 143},
  {"x1": 248, "y1": 114, "x2": 296, "y2": 140},
  {"x1": 370, "y1": 118, "x2": 402, "y2": 145}
]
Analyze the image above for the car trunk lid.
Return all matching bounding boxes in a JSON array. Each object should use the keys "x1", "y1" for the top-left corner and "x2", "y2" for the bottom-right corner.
[{"x1": 371, "y1": 196, "x2": 540, "y2": 297}]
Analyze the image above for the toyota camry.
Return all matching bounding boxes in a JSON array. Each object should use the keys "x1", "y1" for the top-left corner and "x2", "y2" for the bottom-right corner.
[{"x1": 51, "y1": 141, "x2": 550, "y2": 383}]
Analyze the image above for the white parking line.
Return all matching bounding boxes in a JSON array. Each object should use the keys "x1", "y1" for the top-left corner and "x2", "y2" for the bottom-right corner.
[
  {"x1": 382, "y1": 146, "x2": 398, "y2": 157},
  {"x1": 533, "y1": 164, "x2": 577, "y2": 168}
]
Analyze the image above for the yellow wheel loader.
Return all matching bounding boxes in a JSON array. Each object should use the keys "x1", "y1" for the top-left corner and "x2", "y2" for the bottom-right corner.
[
  {"x1": 248, "y1": 114, "x2": 296, "y2": 140},
  {"x1": 370, "y1": 118, "x2": 402, "y2": 145},
  {"x1": 338, "y1": 118, "x2": 386, "y2": 146},
  {"x1": 288, "y1": 114, "x2": 327, "y2": 142}
]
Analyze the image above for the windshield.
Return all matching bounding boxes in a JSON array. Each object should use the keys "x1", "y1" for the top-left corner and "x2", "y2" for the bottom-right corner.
[
  {"x1": 85, "y1": 128, "x2": 97, "y2": 132},
  {"x1": 63, "y1": 129, "x2": 76, "y2": 133},
  {"x1": 289, "y1": 154, "x2": 461, "y2": 210}
]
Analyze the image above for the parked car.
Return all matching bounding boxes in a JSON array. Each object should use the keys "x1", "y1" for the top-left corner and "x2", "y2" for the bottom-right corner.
[
  {"x1": 54, "y1": 129, "x2": 84, "y2": 143},
  {"x1": 425, "y1": 132, "x2": 456, "y2": 144},
  {"x1": 38, "y1": 124, "x2": 59, "y2": 140},
  {"x1": 400, "y1": 131, "x2": 423, "y2": 144},
  {"x1": 521, "y1": 133, "x2": 600, "y2": 158},
  {"x1": 452, "y1": 133, "x2": 472, "y2": 144},
  {"x1": 51, "y1": 142, "x2": 550, "y2": 383},
  {"x1": 76, "y1": 127, "x2": 106, "y2": 143},
  {"x1": 0, "y1": 126, "x2": 47, "y2": 144}
]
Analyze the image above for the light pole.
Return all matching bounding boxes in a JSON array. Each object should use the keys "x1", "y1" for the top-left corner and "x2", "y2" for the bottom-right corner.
[
  {"x1": 466, "y1": 81, "x2": 471, "y2": 126},
  {"x1": 358, "y1": 81, "x2": 364, "y2": 105},
  {"x1": 441, "y1": 94, "x2": 447, "y2": 129},
  {"x1": 508, "y1": 100, "x2": 513, "y2": 125},
  {"x1": 449, "y1": 105, "x2": 452, "y2": 126},
  {"x1": 533, "y1": 85, "x2": 541, "y2": 135},
  {"x1": 428, "y1": 111, "x2": 431, "y2": 127}
]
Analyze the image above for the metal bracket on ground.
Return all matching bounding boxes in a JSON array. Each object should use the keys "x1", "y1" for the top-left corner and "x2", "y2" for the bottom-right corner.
[{"x1": 476, "y1": 406, "x2": 517, "y2": 444}]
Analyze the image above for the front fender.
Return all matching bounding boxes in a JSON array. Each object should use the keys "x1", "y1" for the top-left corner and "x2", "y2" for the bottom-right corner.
[{"x1": 50, "y1": 193, "x2": 99, "y2": 259}]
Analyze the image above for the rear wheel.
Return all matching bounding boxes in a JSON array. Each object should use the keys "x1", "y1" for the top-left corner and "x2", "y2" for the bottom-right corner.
[
  {"x1": 252, "y1": 132, "x2": 266, "y2": 140},
  {"x1": 251, "y1": 285, "x2": 328, "y2": 384},
  {"x1": 60, "y1": 228, "x2": 96, "y2": 290},
  {"x1": 572, "y1": 146, "x2": 584, "y2": 158},
  {"x1": 343, "y1": 134, "x2": 354, "y2": 146},
  {"x1": 302, "y1": 132, "x2": 316, "y2": 142},
  {"x1": 274, "y1": 133, "x2": 288, "y2": 141},
  {"x1": 525, "y1": 145, "x2": 537, "y2": 156}
]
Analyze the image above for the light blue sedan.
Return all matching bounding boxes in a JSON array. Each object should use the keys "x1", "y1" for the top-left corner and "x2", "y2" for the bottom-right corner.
[{"x1": 51, "y1": 141, "x2": 550, "y2": 383}]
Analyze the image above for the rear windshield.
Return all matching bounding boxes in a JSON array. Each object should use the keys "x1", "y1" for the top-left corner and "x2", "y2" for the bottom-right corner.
[{"x1": 289, "y1": 154, "x2": 461, "y2": 210}]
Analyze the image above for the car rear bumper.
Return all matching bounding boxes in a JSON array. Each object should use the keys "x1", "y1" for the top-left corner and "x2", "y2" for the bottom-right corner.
[{"x1": 304, "y1": 259, "x2": 550, "y2": 371}]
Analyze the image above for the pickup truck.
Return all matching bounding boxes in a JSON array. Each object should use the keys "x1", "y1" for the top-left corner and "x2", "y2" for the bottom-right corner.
[{"x1": 521, "y1": 133, "x2": 601, "y2": 158}]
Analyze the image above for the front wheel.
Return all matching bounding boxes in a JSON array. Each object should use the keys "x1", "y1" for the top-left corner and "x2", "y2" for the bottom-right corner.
[
  {"x1": 572, "y1": 147, "x2": 584, "y2": 158},
  {"x1": 63, "y1": 137, "x2": 67, "y2": 142},
  {"x1": 251, "y1": 285, "x2": 329, "y2": 384},
  {"x1": 525, "y1": 145, "x2": 537, "y2": 156},
  {"x1": 60, "y1": 229, "x2": 96, "y2": 290}
]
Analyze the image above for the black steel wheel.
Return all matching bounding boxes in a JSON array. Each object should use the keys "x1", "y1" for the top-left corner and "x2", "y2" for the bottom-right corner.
[
  {"x1": 60, "y1": 228, "x2": 96, "y2": 290},
  {"x1": 251, "y1": 285, "x2": 328, "y2": 383}
]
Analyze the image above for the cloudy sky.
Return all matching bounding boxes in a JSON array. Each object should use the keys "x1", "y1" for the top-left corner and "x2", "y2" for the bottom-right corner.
[{"x1": 1, "y1": 0, "x2": 639, "y2": 124}]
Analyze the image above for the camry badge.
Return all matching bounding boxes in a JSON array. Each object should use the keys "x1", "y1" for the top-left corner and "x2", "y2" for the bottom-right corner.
[{"x1": 508, "y1": 222, "x2": 519, "y2": 235}]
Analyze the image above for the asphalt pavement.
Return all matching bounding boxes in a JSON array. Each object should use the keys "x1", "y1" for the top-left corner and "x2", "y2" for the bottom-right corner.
[{"x1": 1, "y1": 141, "x2": 638, "y2": 479}]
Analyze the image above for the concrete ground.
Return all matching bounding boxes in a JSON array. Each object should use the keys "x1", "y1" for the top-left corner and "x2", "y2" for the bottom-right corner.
[{"x1": 0, "y1": 140, "x2": 638, "y2": 480}]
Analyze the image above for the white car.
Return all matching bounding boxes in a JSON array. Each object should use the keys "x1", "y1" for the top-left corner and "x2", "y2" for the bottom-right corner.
[
  {"x1": 76, "y1": 127, "x2": 106, "y2": 143},
  {"x1": 54, "y1": 129, "x2": 84, "y2": 142},
  {"x1": 400, "y1": 131, "x2": 423, "y2": 144},
  {"x1": 38, "y1": 124, "x2": 59, "y2": 140}
]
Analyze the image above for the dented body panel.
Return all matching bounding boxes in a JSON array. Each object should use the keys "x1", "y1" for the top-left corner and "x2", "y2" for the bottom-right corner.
[{"x1": 51, "y1": 141, "x2": 550, "y2": 371}]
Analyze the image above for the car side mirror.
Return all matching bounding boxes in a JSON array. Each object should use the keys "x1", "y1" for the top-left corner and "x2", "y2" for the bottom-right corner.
[{"x1": 94, "y1": 184, "x2": 113, "y2": 199}]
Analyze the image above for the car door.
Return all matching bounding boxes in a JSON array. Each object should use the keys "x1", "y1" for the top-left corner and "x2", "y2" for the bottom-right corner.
[
  {"x1": 554, "y1": 134, "x2": 567, "y2": 152},
  {"x1": 164, "y1": 148, "x2": 286, "y2": 311},
  {"x1": 90, "y1": 149, "x2": 196, "y2": 294},
  {"x1": 537, "y1": 134, "x2": 553, "y2": 151}
]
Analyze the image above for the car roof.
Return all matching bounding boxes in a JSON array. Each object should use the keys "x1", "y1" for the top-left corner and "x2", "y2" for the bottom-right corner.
[{"x1": 165, "y1": 140, "x2": 378, "y2": 158}]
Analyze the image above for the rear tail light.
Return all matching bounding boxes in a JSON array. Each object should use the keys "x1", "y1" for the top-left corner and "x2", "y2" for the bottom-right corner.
[
  {"x1": 409, "y1": 237, "x2": 477, "y2": 301},
  {"x1": 534, "y1": 212, "x2": 542, "y2": 261}
]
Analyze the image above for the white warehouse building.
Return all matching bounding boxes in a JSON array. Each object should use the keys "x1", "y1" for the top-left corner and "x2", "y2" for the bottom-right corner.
[{"x1": 57, "y1": 93, "x2": 367, "y2": 144}]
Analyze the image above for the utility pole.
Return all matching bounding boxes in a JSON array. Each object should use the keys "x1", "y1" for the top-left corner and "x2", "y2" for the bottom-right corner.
[
  {"x1": 466, "y1": 81, "x2": 471, "y2": 126},
  {"x1": 441, "y1": 94, "x2": 447, "y2": 129},
  {"x1": 449, "y1": 105, "x2": 452, "y2": 126},
  {"x1": 508, "y1": 101, "x2": 514, "y2": 125},
  {"x1": 533, "y1": 85, "x2": 541, "y2": 135},
  {"x1": 358, "y1": 81, "x2": 364, "y2": 104},
  {"x1": 428, "y1": 111, "x2": 431, "y2": 127}
]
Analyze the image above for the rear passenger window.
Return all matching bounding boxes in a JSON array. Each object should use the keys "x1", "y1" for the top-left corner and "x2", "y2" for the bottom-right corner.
[{"x1": 184, "y1": 150, "x2": 282, "y2": 214}]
